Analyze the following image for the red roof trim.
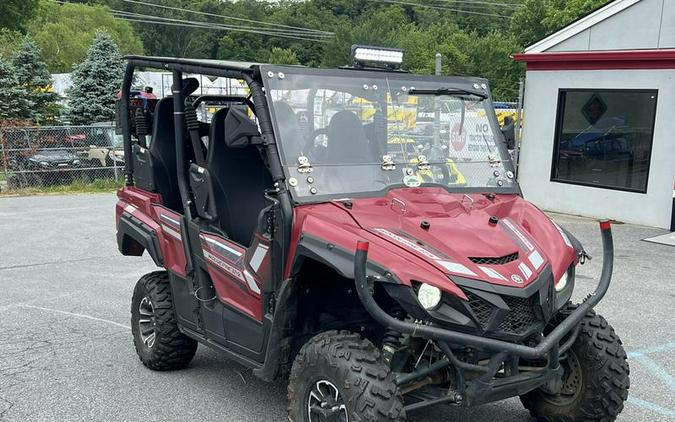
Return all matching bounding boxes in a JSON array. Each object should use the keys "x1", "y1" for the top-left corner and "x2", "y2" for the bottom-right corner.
[{"x1": 513, "y1": 50, "x2": 675, "y2": 71}]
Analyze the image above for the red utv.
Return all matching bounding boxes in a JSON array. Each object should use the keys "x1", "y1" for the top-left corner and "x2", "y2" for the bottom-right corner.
[{"x1": 116, "y1": 48, "x2": 629, "y2": 421}]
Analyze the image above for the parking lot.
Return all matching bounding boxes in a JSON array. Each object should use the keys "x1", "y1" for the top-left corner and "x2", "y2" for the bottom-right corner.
[{"x1": 0, "y1": 193, "x2": 673, "y2": 421}]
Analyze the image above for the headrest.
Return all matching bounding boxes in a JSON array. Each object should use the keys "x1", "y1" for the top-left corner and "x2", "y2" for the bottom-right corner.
[
  {"x1": 181, "y1": 78, "x2": 200, "y2": 97},
  {"x1": 224, "y1": 106, "x2": 260, "y2": 148}
]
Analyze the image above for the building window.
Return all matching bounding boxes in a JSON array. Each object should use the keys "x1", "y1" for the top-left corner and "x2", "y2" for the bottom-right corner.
[{"x1": 551, "y1": 89, "x2": 657, "y2": 193}]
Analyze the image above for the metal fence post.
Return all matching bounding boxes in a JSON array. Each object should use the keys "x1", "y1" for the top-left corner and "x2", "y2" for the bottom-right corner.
[
  {"x1": 0, "y1": 128, "x2": 7, "y2": 188},
  {"x1": 514, "y1": 77, "x2": 525, "y2": 178}
]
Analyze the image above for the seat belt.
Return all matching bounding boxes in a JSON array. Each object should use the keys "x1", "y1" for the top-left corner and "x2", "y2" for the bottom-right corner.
[{"x1": 184, "y1": 102, "x2": 206, "y2": 167}]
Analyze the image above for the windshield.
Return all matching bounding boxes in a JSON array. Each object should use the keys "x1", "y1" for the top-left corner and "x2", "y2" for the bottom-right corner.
[{"x1": 264, "y1": 68, "x2": 515, "y2": 201}]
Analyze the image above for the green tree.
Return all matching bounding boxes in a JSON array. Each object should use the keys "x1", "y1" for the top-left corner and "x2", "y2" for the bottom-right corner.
[
  {"x1": 267, "y1": 47, "x2": 300, "y2": 65},
  {"x1": 66, "y1": 32, "x2": 125, "y2": 124},
  {"x1": 0, "y1": 58, "x2": 33, "y2": 121},
  {"x1": 29, "y1": 0, "x2": 143, "y2": 72},
  {"x1": 0, "y1": 0, "x2": 39, "y2": 32},
  {"x1": 11, "y1": 37, "x2": 61, "y2": 123}
]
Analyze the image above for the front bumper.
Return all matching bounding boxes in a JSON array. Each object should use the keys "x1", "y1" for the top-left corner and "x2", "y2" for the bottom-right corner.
[{"x1": 353, "y1": 221, "x2": 614, "y2": 360}]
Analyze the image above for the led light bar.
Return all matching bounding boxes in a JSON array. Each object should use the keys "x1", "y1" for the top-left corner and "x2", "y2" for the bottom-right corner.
[{"x1": 351, "y1": 45, "x2": 404, "y2": 69}]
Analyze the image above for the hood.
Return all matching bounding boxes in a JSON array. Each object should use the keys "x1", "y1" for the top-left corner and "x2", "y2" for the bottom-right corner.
[
  {"x1": 30, "y1": 149, "x2": 79, "y2": 163},
  {"x1": 340, "y1": 188, "x2": 577, "y2": 288}
]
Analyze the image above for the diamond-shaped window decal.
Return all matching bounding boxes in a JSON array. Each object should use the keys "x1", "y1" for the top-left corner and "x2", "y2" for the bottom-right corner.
[{"x1": 581, "y1": 93, "x2": 608, "y2": 125}]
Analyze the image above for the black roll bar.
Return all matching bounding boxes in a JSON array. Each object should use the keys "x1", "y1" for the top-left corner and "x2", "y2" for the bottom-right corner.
[
  {"x1": 121, "y1": 62, "x2": 135, "y2": 185},
  {"x1": 354, "y1": 221, "x2": 614, "y2": 359}
]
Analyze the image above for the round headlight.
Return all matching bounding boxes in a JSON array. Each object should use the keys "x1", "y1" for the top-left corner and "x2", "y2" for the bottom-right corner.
[
  {"x1": 72, "y1": 159, "x2": 81, "y2": 165},
  {"x1": 417, "y1": 283, "x2": 442, "y2": 310},
  {"x1": 555, "y1": 271, "x2": 569, "y2": 292}
]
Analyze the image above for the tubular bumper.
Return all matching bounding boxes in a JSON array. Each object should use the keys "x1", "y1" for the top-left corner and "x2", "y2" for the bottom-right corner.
[{"x1": 354, "y1": 221, "x2": 614, "y2": 360}]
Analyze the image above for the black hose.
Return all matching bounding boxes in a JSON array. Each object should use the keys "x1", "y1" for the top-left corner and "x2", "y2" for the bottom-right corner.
[{"x1": 353, "y1": 222, "x2": 614, "y2": 359}]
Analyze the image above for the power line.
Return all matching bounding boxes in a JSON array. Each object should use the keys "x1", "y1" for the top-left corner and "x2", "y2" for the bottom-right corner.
[
  {"x1": 116, "y1": 0, "x2": 334, "y2": 35},
  {"x1": 111, "y1": 9, "x2": 332, "y2": 39},
  {"x1": 113, "y1": 16, "x2": 331, "y2": 43},
  {"x1": 436, "y1": 0, "x2": 523, "y2": 8},
  {"x1": 374, "y1": 0, "x2": 511, "y2": 18}
]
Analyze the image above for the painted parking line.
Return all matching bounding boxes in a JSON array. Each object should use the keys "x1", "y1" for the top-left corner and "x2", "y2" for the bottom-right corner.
[
  {"x1": 626, "y1": 341, "x2": 675, "y2": 418},
  {"x1": 628, "y1": 397, "x2": 675, "y2": 418},
  {"x1": 628, "y1": 341, "x2": 675, "y2": 358},
  {"x1": 632, "y1": 355, "x2": 675, "y2": 390}
]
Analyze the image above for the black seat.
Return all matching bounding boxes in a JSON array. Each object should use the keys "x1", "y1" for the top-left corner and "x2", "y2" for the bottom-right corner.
[
  {"x1": 326, "y1": 110, "x2": 374, "y2": 164},
  {"x1": 207, "y1": 106, "x2": 273, "y2": 246},
  {"x1": 149, "y1": 98, "x2": 183, "y2": 212}
]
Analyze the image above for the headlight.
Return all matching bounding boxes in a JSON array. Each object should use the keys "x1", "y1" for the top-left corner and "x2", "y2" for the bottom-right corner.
[
  {"x1": 40, "y1": 161, "x2": 50, "y2": 167},
  {"x1": 417, "y1": 283, "x2": 442, "y2": 310},
  {"x1": 555, "y1": 267, "x2": 575, "y2": 309},
  {"x1": 72, "y1": 159, "x2": 81, "y2": 165},
  {"x1": 555, "y1": 271, "x2": 569, "y2": 292}
]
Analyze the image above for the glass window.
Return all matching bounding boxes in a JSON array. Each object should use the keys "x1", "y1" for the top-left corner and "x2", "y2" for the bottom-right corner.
[{"x1": 551, "y1": 89, "x2": 657, "y2": 193}]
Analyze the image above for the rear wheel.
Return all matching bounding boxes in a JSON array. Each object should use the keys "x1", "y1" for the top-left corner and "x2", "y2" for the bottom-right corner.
[
  {"x1": 131, "y1": 271, "x2": 197, "y2": 370},
  {"x1": 520, "y1": 309, "x2": 630, "y2": 421},
  {"x1": 287, "y1": 330, "x2": 405, "y2": 422}
]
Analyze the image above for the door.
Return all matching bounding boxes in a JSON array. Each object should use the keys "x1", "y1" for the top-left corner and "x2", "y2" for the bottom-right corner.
[{"x1": 199, "y1": 230, "x2": 270, "y2": 356}]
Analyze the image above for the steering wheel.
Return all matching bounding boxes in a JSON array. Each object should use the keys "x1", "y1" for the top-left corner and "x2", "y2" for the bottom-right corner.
[{"x1": 302, "y1": 128, "x2": 329, "y2": 161}]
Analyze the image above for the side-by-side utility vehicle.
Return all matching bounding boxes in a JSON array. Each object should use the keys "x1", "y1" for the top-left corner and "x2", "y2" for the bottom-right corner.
[{"x1": 116, "y1": 47, "x2": 629, "y2": 421}]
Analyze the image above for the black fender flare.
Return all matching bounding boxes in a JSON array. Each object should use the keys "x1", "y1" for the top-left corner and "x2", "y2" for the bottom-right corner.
[{"x1": 117, "y1": 213, "x2": 164, "y2": 266}]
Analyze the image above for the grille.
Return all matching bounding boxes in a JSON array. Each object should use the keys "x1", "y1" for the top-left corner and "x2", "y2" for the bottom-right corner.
[
  {"x1": 469, "y1": 252, "x2": 519, "y2": 265},
  {"x1": 498, "y1": 296, "x2": 538, "y2": 334},
  {"x1": 465, "y1": 291, "x2": 493, "y2": 328},
  {"x1": 465, "y1": 291, "x2": 540, "y2": 335}
]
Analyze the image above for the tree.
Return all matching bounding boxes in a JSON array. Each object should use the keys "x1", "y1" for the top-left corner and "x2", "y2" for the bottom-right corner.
[
  {"x1": 0, "y1": 0, "x2": 39, "y2": 32},
  {"x1": 11, "y1": 37, "x2": 60, "y2": 123},
  {"x1": 268, "y1": 47, "x2": 300, "y2": 65},
  {"x1": 66, "y1": 32, "x2": 125, "y2": 125},
  {"x1": 0, "y1": 58, "x2": 33, "y2": 121},
  {"x1": 28, "y1": 0, "x2": 143, "y2": 72}
]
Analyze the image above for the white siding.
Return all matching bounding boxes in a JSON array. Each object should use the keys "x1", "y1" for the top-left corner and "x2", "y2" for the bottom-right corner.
[
  {"x1": 540, "y1": 0, "x2": 674, "y2": 52},
  {"x1": 519, "y1": 69, "x2": 675, "y2": 229}
]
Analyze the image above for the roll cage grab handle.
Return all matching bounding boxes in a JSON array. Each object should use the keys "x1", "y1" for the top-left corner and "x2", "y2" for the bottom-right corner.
[{"x1": 354, "y1": 221, "x2": 614, "y2": 360}]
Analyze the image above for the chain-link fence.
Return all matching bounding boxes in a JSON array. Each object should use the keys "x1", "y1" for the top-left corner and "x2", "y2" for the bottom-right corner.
[{"x1": 0, "y1": 124, "x2": 124, "y2": 193}]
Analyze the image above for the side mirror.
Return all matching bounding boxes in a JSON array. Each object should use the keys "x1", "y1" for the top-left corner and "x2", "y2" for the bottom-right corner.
[
  {"x1": 224, "y1": 106, "x2": 261, "y2": 148},
  {"x1": 189, "y1": 163, "x2": 217, "y2": 222}
]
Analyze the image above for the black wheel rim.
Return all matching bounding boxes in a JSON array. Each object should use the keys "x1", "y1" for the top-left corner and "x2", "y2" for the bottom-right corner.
[
  {"x1": 138, "y1": 297, "x2": 156, "y2": 348},
  {"x1": 542, "y1": 349, "x2": 583, "y2": 405},
  {"x1": 306, "y1": 379, "x2": 348, "y2": 422}
]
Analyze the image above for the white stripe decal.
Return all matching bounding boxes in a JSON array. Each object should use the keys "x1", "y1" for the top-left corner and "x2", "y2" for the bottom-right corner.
[
  {"x1": 479, "y1": 266, "x2": 507, "y2": 281},
  {"x1": 204, "y1": 250, "x2": 244, "y2": 281},
  {"x1": 528, "y1": 250, "x2": 544, "y2": 269},
  {"x1": 552, "y1": 222, "x2": 573, "y2": 248},
  {"x1": 160, "y1": 213, "x2": 180, "y2": 226},
  {"x1": 373, "y1": 228, "x2": 442, "y2": 260},
  {"x1": 161, "y1": 224, "x2": 182, "y2": 241},
  {"x1": 502, "y1": 218, "x2": 534, "y2": 251},
  {"x1": 202, "y1": 237, "x2": 242, "y2": 257},
  {"x1": 243, "y1": 270, "x2": 261, "y2": 295},
  {"x1": 518, "y1": 262, "x2": 533, "y2": 279},
  {"x1": 249, "y1": 244, "x2": 269, "y2": 272},
  {"x1": 438, "y1": 261, "x2": 477, "y2": 276}
]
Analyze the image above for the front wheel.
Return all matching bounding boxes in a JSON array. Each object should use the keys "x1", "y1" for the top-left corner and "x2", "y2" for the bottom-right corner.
[
  {"x1": 287, "y1": 331, "x2": 405, "y2": 422},
  {"x1": 131, "y1": 271, "x2": 198, "y2": 370},
  {"x1": 521, "y1": 309, "x2": 630, "y2": 421}
]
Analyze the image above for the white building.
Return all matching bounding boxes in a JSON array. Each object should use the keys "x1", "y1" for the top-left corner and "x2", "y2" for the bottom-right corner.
[{"x1": 514, "y1": 0, "x2": 675, "y2": 230}]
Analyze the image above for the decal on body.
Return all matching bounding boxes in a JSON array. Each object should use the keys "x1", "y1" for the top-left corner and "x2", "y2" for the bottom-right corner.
[{"x1": 373, "y1": 228, "x2": 477, "y2": 277}]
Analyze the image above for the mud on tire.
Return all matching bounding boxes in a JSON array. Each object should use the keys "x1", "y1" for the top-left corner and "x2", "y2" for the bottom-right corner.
[
  {"x1": 131, "y1": 271, "x2": 198, "y2": 371},
  {"x1": 287, "y1": 330, "x2": 405, "y2": 422},
  {"x1": 520, "y1": 308, "x2": 630, "y2": 422}
]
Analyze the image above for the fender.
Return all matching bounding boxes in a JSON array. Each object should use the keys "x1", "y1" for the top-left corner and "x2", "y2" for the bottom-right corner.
[
  {"x1": 117, "y1": 212, "x2": 164, "y2": 266},
  {"x1": 289, "y1": 234, "x2": 394, "y2": 281}
]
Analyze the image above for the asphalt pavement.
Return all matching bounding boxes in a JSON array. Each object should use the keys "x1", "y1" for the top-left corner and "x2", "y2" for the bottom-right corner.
[{"x1": 1, "y1": 193, "x2": 673, "y2": 421}]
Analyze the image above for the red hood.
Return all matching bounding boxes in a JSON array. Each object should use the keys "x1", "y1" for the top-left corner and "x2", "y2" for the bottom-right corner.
[{"x1": 295, "y1": 188, "x2": 577, "y2": 290}]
